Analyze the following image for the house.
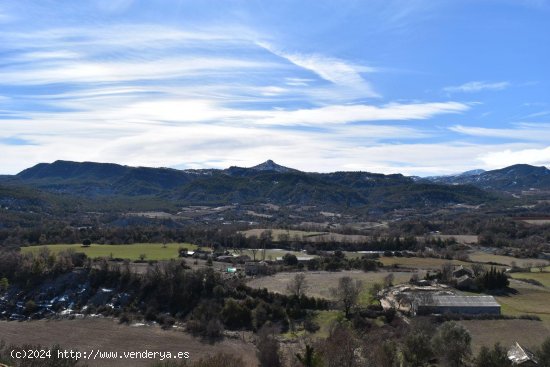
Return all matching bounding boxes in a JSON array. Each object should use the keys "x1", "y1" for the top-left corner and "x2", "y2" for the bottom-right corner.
[
  {"x1": 413, "y1": 295, "x2": 501, "y2": 315},
  {"x1": 216, "y1": 255, "x2": 235, "y2": 263},
  {"x1": 508, "y1": 342, "x2": 538, "y2": 366},
  {"x1": 452, "y1": 265, "x2": 473, "y2": 279}
]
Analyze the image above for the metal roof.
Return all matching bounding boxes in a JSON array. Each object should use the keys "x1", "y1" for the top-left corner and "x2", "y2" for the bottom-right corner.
[
  {"x1": 508, "y1": 342, "x2": 538, "y2": 365},
  {"x1": 416, "y1": 295, "x2": 500, "y2": 307}
]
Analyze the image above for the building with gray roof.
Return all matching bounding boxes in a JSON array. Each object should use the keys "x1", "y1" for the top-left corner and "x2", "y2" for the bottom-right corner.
[{"x1": 413, "y1": 295, "x2": 501, "y2": 315}]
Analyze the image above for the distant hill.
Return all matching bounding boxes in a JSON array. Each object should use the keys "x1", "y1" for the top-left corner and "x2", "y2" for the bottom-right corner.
[
  {"x1": 1, "y1": 159, "x2": 496, "y2": 212},
  {"x1": 426, "y1": 164, "x2": 550, "y2": 191}
]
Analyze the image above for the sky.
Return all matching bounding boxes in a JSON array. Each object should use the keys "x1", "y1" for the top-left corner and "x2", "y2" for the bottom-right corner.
[{"x1": 0, "y1": 0, "x2": 549, "y2": 176}]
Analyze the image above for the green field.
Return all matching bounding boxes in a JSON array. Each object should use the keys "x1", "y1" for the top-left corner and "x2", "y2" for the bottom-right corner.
[
  {"x1": 232, "y1": 249, "x2": 308, "y2": 261},
  {"x1": 379, "y1": 256, "x2": 471, "y2": 269},
  {"x1": 468, "y1": 252, "x2": 549, "y2": 268},
  {"x1": 495, "y1": 279, "x2": 550, "y2": 329},
  {"x1": 511, "y1": 271, "x2": 550, "y2": 287},
  {"x1": 21, "y1": 243, "x2": 198, "y2": 261}
]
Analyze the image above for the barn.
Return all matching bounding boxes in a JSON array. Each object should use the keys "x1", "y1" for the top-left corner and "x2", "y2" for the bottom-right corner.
[{"x1": 414, "y1": 295, "x2": 501, "y2": 315}]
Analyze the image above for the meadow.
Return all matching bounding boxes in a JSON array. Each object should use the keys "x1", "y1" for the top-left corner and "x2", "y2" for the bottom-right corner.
[
  {"x1": 468, "y1": 251, "x2": 548, "y2": 268},
  {"x1": 511, "y1": 271, "x2": 550, "y2": 287},
  {"x1": 21, "y1": 243, "x2": 197, "y2": 261}
]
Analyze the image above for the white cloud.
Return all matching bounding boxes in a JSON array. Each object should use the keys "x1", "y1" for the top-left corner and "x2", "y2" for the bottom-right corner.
[
  {"x1": 450, "y1": 123, "x2": 550, "y2": 142},
  {"x1": 0, "y1": 57, "x2": 273, "y2": 86},
  {"x1": 444, "y1": 81, "x2": 510, "y2": 93},
  {"x1": 258, "y1": 42, "x2": 380, "y2": 98},
  {"x1": 479, "y1": 146, "x2": 550, "y2": 168},
  {"x1": 253, "y1": 102, "x2": 469, "y2": 126}
]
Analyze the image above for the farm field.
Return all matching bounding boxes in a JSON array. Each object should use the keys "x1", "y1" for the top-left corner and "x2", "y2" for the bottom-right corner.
[
  {"x1": 241, "y1": 229, "x2": 326, "y2": 240},
  {"x1": 232, "y1": 249, "x2": 309, "y2": 261},
  {"x1": 510, "y1": 271, "x2": 550, "y2": 287},
  {"x1": 458, "y1": 319, "x2": 549, "y2": 353},
  {"x1": 424, "y1": 234, "x2": 478, "y2": 244},
  {"x1": 468, "y1": 251, "x2": 548, "y2": 268},
  {"x1": 247, "y1": 270, "x2": 414, "y2": 300},
  {"x1": 0, "y1": 318, "x2": 257, "y2": 367},
  {"x1": 21, "y1": 243, "x2": 197, "y2": 261},
  {"x1": 521, "y1": 219, "x2": 550, "y2": 225},
  {"x1": 378, "y1": 256, "x2": 471, "y2": 269},
  {"x1": 240, "y1": 228, "x2": 372, "y2": 243},
  {"x1": 495, "y1": 279, "x2": 550, "y2": 328}
]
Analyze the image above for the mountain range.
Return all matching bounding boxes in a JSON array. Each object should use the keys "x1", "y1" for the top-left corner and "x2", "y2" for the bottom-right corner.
[
  {"x1": 424, "y1": 164, "x2": 550, "y2": 191},
  {"x1": 1, "y1": 160, "x2": 549, "y2": 215}
]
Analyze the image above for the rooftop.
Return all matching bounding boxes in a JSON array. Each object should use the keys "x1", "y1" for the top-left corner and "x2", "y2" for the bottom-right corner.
[
  {"x1": 508, "y1": 342, "x2": 538, "y2": 365},
  {"x1": 416, "y1": 295, "x2": 500, "y2": 307}
]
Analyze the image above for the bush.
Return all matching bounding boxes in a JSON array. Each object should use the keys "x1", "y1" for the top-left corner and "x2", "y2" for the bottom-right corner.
[
  {"x1": 282, "y1": 253, "x2": 298, "y2": 266},
  {"x1": 303, "y1": 316, "x2": 320, "y2": 333},
  {"x1": 157, "y1": 314, "x2": 175, "y2": 329}
]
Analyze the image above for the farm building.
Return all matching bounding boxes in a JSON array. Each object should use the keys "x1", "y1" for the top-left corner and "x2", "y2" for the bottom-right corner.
[
  {"x1": 452, "y1": 265, "x2": 473, "y2": 278},
  {"x1": 245, "y1": 261, "x2": 269, "y2": 276},
  {"x1": 413, "y1": 295, "x2": 500, "y2": 315},
  {"x1": 508, "y1": 342, "x2": 538, "y2": 366}
]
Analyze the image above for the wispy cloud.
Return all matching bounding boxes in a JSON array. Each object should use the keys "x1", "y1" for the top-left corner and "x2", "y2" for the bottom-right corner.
[
  {"x1": 0, "y1": 57, "x2": 273, "y2": 85},
  {"x1": 450, "y1": 123, "x2": 550, "y2": 142},
  {"x1": 444, "y1": 81, "x2": 510, "y2": 93},
  {"x1": 258, "y1": 42, "x2": 380, "y2": 98}
]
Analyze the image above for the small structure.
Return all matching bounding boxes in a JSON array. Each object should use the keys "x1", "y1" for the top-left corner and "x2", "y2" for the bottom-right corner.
[
  {"x1": 452, "y1": 265, "x2": 473, "y2": 279},
  {"x1": 216, "y1": 255, "x2": 235, "y2": 263},
  {"x1": 414, "y1": 295, "x2": 501, "y2": 315},
  {"x1": 245, "y1": 261, "x2": 268, "y2": 276},
  {"x1": 508, "y1": 342, "x2": 538, "y2": 366}
]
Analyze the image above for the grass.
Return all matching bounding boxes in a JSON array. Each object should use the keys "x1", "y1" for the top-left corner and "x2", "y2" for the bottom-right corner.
[
  {"x1": 247, "y1": 270, "x2": 414, "y2": 300},
  {"x1": 379, "y1": 256, "x2": 470, "y2": 269},
  {"x1": 232, "y1": 249, "x2": 308, "y2": 261},
  {"x1": 468, "y1": 252, "x2": 548, "y2": 268},
  {"x1": 312, "y1": 310, "x2": 342, "y2": 338},
  {"x1": 21, "y1": 243, "x2": 198, "y2": 261},
  {"x1": 510, "y1": 271, "x2": 550, "y2": 287},
  {"x1": 458, "y1": 319, "x2": 549, "y2": 353},
  {"x1": 494, "y1": 279, "x2": 550, "y2": 329}
]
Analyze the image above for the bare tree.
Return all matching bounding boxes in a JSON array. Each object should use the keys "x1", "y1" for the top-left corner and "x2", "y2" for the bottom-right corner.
[
  {"x1": 440, "y1": 262, "x2": 454, "y2": 283},
  {"x1": 257, "y1": 324, "x2": 282, "y2": 367},
  {"x1": 319, "y1": 323, "x2": 359, "y2": 367},
  {"x1": 331, "y1": 276, "x2": 362, "y2": 318},
  {"x1": 251, "y1": 248, "x2": 259, "y2": 261},
  {"x1": 287, "y1": 273, "x2": 308, "y2": 297}
]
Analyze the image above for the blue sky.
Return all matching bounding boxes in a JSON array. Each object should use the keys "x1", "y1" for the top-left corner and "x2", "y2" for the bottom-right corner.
[{"x1": 0, "y1": 0, "x2": 549, "y2": 175}]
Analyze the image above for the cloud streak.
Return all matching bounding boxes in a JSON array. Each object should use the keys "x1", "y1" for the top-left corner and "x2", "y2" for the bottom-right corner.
[
  {"x1": 444, "y1": 81, "x2": 510, "y2": 93},
  {"x1": 450, "y1": 123, "x2": 550, "y2": 142},
  {"x1": 258, "y1": 42, "x2": 380, "y2": 98}
]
